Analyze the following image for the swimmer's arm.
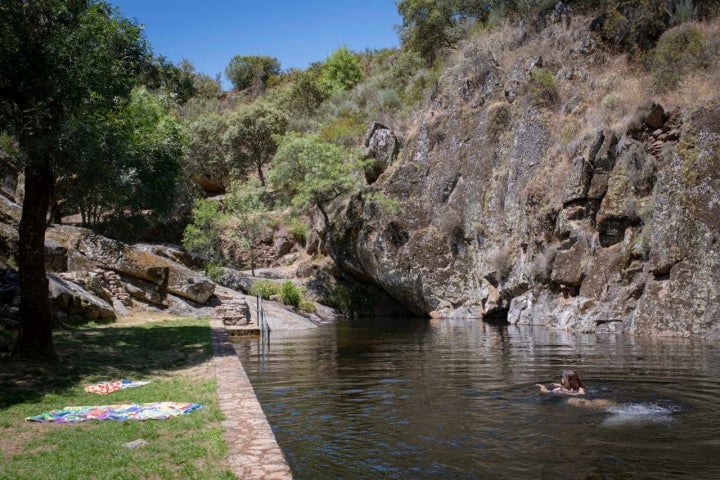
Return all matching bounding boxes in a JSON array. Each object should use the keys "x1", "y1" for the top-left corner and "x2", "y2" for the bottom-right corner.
[{"x1": 535, "y1": 384, "x2": 550, "y2": 394}]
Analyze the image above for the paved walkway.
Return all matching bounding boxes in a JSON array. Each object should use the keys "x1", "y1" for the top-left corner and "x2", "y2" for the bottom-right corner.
[{"x1": 209, "y1": 318, "x2": 293, "y2": 479}]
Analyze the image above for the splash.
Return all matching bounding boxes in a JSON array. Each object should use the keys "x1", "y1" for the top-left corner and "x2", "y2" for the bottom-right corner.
[{"x1": 602, "y1": 403, "x2": 678, "y2": 427}]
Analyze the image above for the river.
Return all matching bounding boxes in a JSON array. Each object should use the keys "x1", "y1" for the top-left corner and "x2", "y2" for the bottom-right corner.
[{"x1": 234, "y1": 317, "x2": 720, "y2": 479}]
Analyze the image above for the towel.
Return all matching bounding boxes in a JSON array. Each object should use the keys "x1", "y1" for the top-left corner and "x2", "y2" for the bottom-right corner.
[
  {"x1": 84, "y1": 379, "x2": 150, "y2": 395},
  {"x1": 27, "y1": 402, "x2": 201, "y2": 422}
]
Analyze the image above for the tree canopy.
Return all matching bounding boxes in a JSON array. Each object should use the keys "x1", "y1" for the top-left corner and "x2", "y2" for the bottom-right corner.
[
  {"x1": 270, "y1": 133, "x2": 362, "y2": 228},
  {"x1": 320, "y1": 46, "x2": 363, "y2": 93},
  {"x1": 0, "y1": 0, "x2": 150, "y2": 358},
  {"x1": 223, "y1": 103, "x2": 288, "y2": 186},
  {"x1": 56, "y1": 87, "x2": 184, "y2": 233},
  {"x1": 225, "y1": 55, "x2": 281, "y2": 93}
]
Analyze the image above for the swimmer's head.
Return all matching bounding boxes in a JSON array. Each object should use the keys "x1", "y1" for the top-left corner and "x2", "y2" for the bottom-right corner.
[{"x1": 561, "y1": 370, "x2": 584, "y2": 392}]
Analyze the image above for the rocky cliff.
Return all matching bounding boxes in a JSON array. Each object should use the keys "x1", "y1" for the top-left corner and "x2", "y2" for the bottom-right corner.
[{"x1": 332, "y1": 12, "x2": 720, "y2": 337}]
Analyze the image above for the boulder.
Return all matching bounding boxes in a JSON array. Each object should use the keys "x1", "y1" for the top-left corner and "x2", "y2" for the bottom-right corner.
[
  {"x1": 133, "y1": 243, "x2": 206, "y2": 270},
  {"x1": 364, "y1": 122, "x2": 398, "y2": 184},
  {"x1": 46, "y1": 225, "x2": 215, "y2": 304},
  {"x1": 48, "y1": 275, "x2": 115, "y2": 321},
  {"x1": 273, "y1": 228, "x2": 296, "y2": 258}
]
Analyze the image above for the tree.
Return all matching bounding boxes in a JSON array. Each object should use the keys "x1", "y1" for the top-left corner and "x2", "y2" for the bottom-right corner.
[
  {"x1": 225, "y1": 55, "x2": 281, "y2": 93},
  {"x1": 182, "y1": 198, "x2": 224, "y2": 263},
  {"x1": 223, "y1": 103, "x2": 288, "y2": 186},
  {"x1": 396, "y1": 0, "x2": 490, "y2": 64},
  {"x1": 269, "y1": 133, "x2": 362, "y2": 230},
  {"x1": 141, "y1": 56, "x2": 197, "y2": 105},
  {"x1": 55, "y1": 87, "x2": 184, "y2": 234},
  {"x1": 225, "y1": 180, "x2": 270, "y2": 276},
  {"x1": 320, "y1": 46, "x2": 363, "y2": 93},
  {"x1": 0, "y1": 0, "x2": 148, "y2": 358},
  {"x1": 184, "y1": 114, "x2": 231, "y2": 192}
]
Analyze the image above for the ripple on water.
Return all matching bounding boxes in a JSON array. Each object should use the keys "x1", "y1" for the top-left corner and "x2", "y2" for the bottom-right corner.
[{"x1": 602, "y1": 402, "x2": 679, "y2": 427}]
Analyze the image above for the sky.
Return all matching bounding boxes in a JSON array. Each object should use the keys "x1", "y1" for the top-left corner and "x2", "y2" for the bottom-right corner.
[{"x1": 111, "y1": 1, "x2": 402, "y2": 88}]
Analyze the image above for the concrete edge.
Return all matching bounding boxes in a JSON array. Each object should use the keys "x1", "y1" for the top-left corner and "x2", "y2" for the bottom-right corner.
[{"x1": 209, "y1": 318, "x2": 293, "y2": 479}]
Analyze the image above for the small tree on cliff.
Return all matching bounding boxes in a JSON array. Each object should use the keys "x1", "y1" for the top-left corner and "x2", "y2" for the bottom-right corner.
[
  {"x1": 269, "y1": 133, "x2": 362, "y2": 232},
  {"x1": 223, "y1": 103, "x2": 288, "y2": 186},
  {"x1": 225, "y1": 180, "x2": 270, "y2": 277},
  {"x1": 0, "y1": 0, "x2": 148, "y2": 358}
]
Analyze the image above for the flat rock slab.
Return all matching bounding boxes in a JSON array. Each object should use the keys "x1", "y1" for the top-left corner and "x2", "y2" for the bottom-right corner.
[{"x1": 210, "y1": 319, "x2": 292, "y2": 479}]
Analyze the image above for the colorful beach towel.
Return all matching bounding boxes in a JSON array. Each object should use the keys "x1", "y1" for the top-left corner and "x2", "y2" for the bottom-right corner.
[
  {"x1": 26, "y1": 402, "x2": 201, "y2": 423},
  {"x1": 84, "y1": 379, "x2": 150, "y2": 395}
]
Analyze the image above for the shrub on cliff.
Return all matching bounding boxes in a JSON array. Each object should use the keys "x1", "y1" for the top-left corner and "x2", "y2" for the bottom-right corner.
[
  {"x1": 528, "y1": 68, "x2": 559, "y2": 107},
  {"x1": 594, "y1": 0, "x2": 670, "y2": 53},
  {"x1": 651, "y1": 23, "x2": 708, "y2": 90}
]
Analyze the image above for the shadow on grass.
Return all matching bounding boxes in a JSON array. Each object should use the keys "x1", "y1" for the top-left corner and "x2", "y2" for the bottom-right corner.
[{"x1": 0, "y1": 318, "x2": 219, "y2": 409}]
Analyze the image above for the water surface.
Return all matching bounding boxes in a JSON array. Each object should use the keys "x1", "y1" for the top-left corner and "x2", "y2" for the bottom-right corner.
[{"x1": 235, "y1": 318, "x2": 720, "y2": 479}]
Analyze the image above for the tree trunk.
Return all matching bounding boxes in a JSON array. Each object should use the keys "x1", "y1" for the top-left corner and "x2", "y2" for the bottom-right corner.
[
  {"x1": 15, "y1": 157, "x2": 57, "y2": 359},
  {"x1": 256, "y1": 161, "x2": 266, "y2": 187}
]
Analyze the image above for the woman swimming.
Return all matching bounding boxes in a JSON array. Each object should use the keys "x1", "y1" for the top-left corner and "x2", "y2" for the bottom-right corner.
[{"x1": 536, "y1": 369, "x2": 586, "y2": 395}]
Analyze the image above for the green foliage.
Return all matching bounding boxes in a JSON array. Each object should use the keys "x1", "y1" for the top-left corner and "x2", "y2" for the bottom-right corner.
[
  {"x1": 320, "y1": 46, "x2": 363, "y2": 93},
  {"x1": 651, "y1": 23, "x2": 707, "y2": 90},
  {"x1": 248, "y1": 280, "x2": 280, "y2": 299},
  {"x1": 320, "y1": 114, "x2": 367, "y2": 147},
  {"x1": 528, "y1": 68, "x2": 559, "y2": 107},
  {"x1": 225, "y1": 180, "x2": 270, "y2": 275},
  {"x1": 225, "y1": 55, "x2": 281, "y2": 92},
  {"x1": 299, "y1": 298, "x2": 317, "y2": 313},
  {"x1": 184, "y1": 113, "x2": 230, "y2": 190},
  {"x1": 56, "y1": 87, "x2": 184, "y2": 232},
  {"x1": 141, "y1": 56, "x2": 198, "y2": 105},
  {"x1": 204, "y1": 261, "x2": 225, "y2": 282},
  {"x1": 223, "y1": 103, "x2": 288, "y2": 186},
  {"x1": 324, "y1": 283, "x2": 373, "y2": 316},
  {"x1": 280, "y1": 281, "x2": 301, "y2": 308},
  {"x1": 270, "y1": 133, "x2": 362, "y2": 227},
  {"x1": 182, "y1": 199, "x2": 224, "y2": 260},
  {"x1": 283, "y1": 66, "x2": 329, "y2": 117},
  {"x1": 597, "y1": 0, "x2": 670, "y2": 53},
  {"x1": 396, "y1": 0, "x2": 480, "y2": 65},
  {"x1": 287, "y1": 217, "x2": 308, "y2": 245}
]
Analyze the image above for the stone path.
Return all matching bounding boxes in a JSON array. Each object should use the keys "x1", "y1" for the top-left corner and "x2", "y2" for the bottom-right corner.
[{"x1": 209, "y1": 318, "x2": 293, "y2": 479}]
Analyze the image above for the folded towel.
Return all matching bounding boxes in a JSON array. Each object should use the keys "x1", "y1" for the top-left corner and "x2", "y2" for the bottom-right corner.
[{"x1": 84, "y1": 379, "x2": 150, "y2": 395}]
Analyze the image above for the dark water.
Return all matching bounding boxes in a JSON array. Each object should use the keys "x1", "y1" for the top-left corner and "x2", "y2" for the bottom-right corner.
[{"x1": 234, "y1": 318, "x2": 720, "y2": 480}]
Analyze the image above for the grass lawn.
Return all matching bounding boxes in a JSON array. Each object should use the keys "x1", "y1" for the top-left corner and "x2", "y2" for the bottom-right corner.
[{"x1": 0, "y1": 315, "x2": 234, "y2": 479}]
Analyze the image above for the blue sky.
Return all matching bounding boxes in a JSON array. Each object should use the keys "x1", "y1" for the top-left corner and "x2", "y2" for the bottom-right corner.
[{"x1": 112, "y1": 1, "x2": 402, "y2": 88}]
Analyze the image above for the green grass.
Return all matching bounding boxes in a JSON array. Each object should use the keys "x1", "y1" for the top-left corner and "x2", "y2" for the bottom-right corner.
[{"x1": 0, "y1": 317, "x2": 234, "y2": 479}]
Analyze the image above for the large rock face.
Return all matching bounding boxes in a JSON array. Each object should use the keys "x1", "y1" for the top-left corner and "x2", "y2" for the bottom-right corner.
[
  {"x1": 46, "y1": 226, "x2": 215, "y2": 304},
  {"x1": 331, "y1": 19, "x2": 720, "y2": 337}
]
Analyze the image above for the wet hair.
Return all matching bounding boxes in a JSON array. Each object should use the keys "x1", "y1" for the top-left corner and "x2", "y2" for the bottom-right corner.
[{"x1": 560, "y1": 370, "x2": 584, "y2": 392}]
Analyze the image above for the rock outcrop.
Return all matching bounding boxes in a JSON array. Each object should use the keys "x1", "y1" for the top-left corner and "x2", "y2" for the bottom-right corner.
[
  {"x1": 46, "y1": 225, "x2": 215, "y2": 304},
  {"x1": 330, "y1": 14, "x2": 720, "y2": 338}
]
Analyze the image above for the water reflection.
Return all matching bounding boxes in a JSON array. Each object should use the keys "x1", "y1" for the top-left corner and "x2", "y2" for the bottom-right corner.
[{"x1": 235, "y1": 318, "x2": 720, "y2": 480}]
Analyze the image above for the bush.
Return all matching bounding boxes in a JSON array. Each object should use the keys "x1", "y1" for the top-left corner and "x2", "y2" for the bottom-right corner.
[
  {"x1": 651, "y1": 23, "x2": 707, "y2": 90},
  {"x1": 597, "y1": 0, "x2": 669, "y2": 53},
  {"x1": 287, "y1": 217, "x2": 307, "y2": 245},
  {"x1": 299, "y1": 298, "x2": 317, "y2": 313},
  {"x1": 484, "y1": 101, "x2": 511, "y2": 141},
  {"x1": 248, "y1": 280, "x2": 280, "y2": 300},
  {"x1": 280, "y1": 281, "x2": 301, "y2": 308},
  {"x1": 491, "y1": 244, "x2": 515, "y2": 282},
  {"x1": 528, "y1": 68, "x2": 559, "y2": 107}
]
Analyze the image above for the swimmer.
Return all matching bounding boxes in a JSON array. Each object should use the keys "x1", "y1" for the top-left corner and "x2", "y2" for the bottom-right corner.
[{"x1": 536, "y1": 369, "x2": 586, "y2": 395}]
